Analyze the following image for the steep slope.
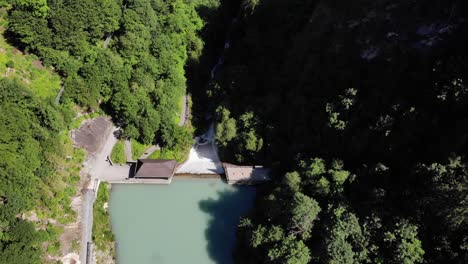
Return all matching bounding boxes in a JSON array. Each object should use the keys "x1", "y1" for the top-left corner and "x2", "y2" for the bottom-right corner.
[{"x1": 209, "y1": 1, "x2": 468, "y2": 263}]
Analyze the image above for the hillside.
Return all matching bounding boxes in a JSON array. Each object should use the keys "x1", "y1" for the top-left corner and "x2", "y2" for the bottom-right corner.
[
  {"x1": 0, "y1": 1, "x2": 219, "y2": 263},
  {"x1": 0, "y1": 9, "x2": 61, "y2": 99},
  {"x1": 0, "y1": 0, "x2": 466, "y2": 263},
  {"x1": 209, "y1": 0, "x2": 468, "y2": 263}
]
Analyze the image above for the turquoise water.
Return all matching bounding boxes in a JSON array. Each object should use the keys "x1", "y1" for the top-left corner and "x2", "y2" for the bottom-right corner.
[{"x1": 109, "y1": 179, "x2": 256, "y2": 264}]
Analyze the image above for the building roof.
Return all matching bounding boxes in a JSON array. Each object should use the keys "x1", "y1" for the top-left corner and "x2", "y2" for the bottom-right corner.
[
  {"x1": 223, "y1": 163, "x2": 271, "y2": 183},
  {"x1": 134, "y1": 159, "x2": 177, "y2": 179}
]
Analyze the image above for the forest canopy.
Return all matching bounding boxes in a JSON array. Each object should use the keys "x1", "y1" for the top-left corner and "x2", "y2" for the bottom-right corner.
[
  {"x1": 0, "y1": 78, "x2": 77, "y2": 263},
  {"x1": 1, "y1": 0, "x2": 221, "y2": 262},
  {"x1": 1, "y1": 0, "x2": 468, "y2": 263},
  {"x1": 8, "y1": 0, "x2": 219, "y2": 147},
  {"x1": 210, "y1": 0, "x2": 468, "y2": 263}
]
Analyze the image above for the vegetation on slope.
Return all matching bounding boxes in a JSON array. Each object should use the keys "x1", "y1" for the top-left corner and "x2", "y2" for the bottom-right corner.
[
  {"x1": 3, "y1": 0, "x2": 466, "y2": 263},
  {"x1": 0, "y1": 8, "x2": 61, "y2": 98},
  {"x1": 0, "y1": 7, "x2": 88, "y2": 263},
  {"x1": 0, "y1": 76, "x2": 82, "y2": 263},
  {"x1": 0, "y1": 0, "x2": 220, "y2": 262},
  {"x1": 207, "y1": 0, "x2": 468, "y2": 263},
  {"x1": 92, "y1": 183, "x2": 115, "y2": 263},
  {"x1": 0, "y1": 1, "x2": 225, "y2": 263},
  {"x1": 7, "y1": 0, "x2": 218, "y2": 151}
]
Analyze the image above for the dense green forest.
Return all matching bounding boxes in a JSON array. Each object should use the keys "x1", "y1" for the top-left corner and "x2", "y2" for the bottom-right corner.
[
  {"x1": 7, "y1": 0, "x2": 221, "y2": 150},
  {"x1": 2, "y1": 0, "x2": 468, "y2": 263},
  {"x1": 0, "y1": 77, "x2": 80, "y2": 262},
  {"x1": 208, "y1": 0, "x2": 468, "y2": 263},
  {"x1": 0, "y1": 0, "x2": 220, "y2": 262}
]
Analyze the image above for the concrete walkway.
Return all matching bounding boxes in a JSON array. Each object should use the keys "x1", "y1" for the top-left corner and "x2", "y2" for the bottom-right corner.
[
  {"x1": 80, "y1": 190, "x2": 94, "y2": 264},
  {"x1": 98, "y1": 164, "x2": 131, "y2": 182}
]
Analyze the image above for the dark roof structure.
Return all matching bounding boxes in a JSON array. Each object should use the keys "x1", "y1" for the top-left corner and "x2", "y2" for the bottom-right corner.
[{"x1": 134, "y1": 159, "x2": 177, "y2": 179}]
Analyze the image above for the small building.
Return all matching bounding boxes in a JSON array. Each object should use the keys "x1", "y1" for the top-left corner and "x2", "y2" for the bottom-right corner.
[
  {"x1": 133, "y1": 159, "x2": 177, "y2": 183},
  {"x1": 223, "y1": 163, "x2": 272, "y2": 185}
]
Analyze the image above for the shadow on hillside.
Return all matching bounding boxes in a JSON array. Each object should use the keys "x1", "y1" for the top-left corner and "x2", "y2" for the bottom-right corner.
[
  {"x1": 199, "y1": 186, "x2": 256, "y2": 264},
  {"x1": 186, "y1": 0, "x2": 242, "y2": 135}
]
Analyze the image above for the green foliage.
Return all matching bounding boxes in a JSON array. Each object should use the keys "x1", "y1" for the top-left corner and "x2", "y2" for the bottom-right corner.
[
  {"x1": 289, "y1": 193, "x2": 320, "y2": 240},
  {"x1": 8, "y1": 0, "x2": 213, "y2": 144},
  {"x1": 237, "y1": 111, "x2": 263, "y2": 160},
  {"x1": 111, "y1": 140, "x2": 126, "y2": 164},
  {"x1": 0, "y1": 0, "x2": 219, "y2": 261},
  {"x1": 215, "y1": 106, "x2": 237, "y2": 146},
  {"x1": 131, "y1": 139, "x2": 149, "y2": 160},
  {"x1": 325, "y1": 103, "x2": 347, "y2": 130},
  {"x1": 323, "y1": 205, "x2": 368, "y2": 264},
  {"x1": 5, "y1": 60, "x2": 13, "y2": 68},
  {"x1": 0, "y1": 77, "x2": 76, "y2": 262},
  {"x1": 0, "y1": 13, "x2": 61, "y2": 98},
  {"x1": 267, "y1": 235, "x2": 311, "y2": 264},
  {"x1": 147, "y1": 126, "x2": 193, "y2": 162},
  {"x1": 324, "y1": 88, "x2": 358, "y2": 131},
  {"x1": 302, "y1": 158, "x2": 326, "y2": 177},
  {"x1": 384, "y1": 220, "x2": 425, "y2": 264},
  {"x1": 299, "y1": 158, "x2": 351, "y2": 196},
  {"x1": 0, "y1": 220, "x2": 42, "y2": 264},
  {"x1": 328, "y1": 160, "x2": 350, "y2": 187},
  {"x1": 215, "y1": 0, "x2": 468, "y2": 263},
  {"x1": 215, "y1": 106, "x2": 264, "y2": 162},
  {"x1": 250, "y1": 225, "x2": 268, "y2": 248},
  {"x1": 46, "y1": 241, "x2": 60, "y2": 255},
  {"x1": 13, "y1": 0, "x2": 49, "y2": 18},
  {"x1": 283, "y1": 172, "x2": 301, "y2": 193},
  {"x1": 421, "y1": 156, "x2": 468, "y2": 230},
  {"x1": 92, "y1": 182, "x2": 114, "y2": 253}
]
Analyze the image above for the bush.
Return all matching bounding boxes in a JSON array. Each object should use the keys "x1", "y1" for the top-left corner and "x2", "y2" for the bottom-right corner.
[
  {"x1": 6, "y1": 60, "x2": 14, "y2": 68},
  {"x1": 92, "y1": 183, "x2": 114, "y2": 251}
]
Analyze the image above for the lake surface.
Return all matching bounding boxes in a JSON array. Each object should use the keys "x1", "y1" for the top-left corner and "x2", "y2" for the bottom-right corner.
[{"x1": 109, "y1": 179, "x2": 256, "y2": 264}]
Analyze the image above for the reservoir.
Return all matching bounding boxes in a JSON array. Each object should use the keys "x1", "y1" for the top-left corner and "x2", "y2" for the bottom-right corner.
[{"x1": 109, "y1": 179, "x2": 256, "y2": 264}]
